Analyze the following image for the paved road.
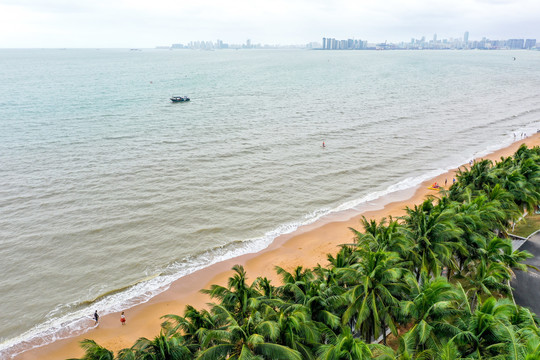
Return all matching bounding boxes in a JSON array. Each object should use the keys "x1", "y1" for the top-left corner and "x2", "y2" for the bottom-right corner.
[{"x1": 511, "y1": 233, "x2": 540, "y2": 315}]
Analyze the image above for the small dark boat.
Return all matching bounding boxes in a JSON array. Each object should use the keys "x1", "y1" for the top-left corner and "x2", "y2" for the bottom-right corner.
[{"x1": 170, "y1": 96, "x2": 190, "y2": 103}]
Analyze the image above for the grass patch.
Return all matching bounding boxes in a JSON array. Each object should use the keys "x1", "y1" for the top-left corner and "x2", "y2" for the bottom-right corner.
[{"x1": 512, "y1": 212, "x2": 540, "y2": 238}]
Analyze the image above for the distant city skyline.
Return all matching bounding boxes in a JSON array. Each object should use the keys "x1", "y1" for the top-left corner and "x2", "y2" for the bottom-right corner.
[
  {"x1": 168, "y1": 32, "x2": 536, "y2": 51},
  {"x1": 1, "y1": 0, "x2": 539, "y2": 48},
  {"x1": 320, "y1": 33, "x2": 537, "y2": 50}
]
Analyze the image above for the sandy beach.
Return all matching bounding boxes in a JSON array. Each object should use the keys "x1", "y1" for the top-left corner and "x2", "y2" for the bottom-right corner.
[{"x1": 14, "y1": 133, "x2": 540, "y2": 360}]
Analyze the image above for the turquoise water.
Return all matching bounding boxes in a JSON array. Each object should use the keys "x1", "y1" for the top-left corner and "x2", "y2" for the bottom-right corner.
[{"x1": 1, "y1": 49, "x2": 539, "y2": 357}]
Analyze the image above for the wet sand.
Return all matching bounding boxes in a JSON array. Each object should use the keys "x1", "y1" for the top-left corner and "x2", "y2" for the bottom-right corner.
[{"x1": 14, "y1": 133, "x2": 540, "y2": 360}]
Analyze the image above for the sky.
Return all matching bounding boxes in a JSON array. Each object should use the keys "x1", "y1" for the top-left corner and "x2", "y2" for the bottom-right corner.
[{"x1": 0, "y1": 0, "x2": 539, "y2": 48}]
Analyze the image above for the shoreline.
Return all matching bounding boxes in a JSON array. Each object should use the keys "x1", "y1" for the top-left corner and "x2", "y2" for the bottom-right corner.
[{"x1": 12, "y1": 133, "x2": 540, "y2": 360}]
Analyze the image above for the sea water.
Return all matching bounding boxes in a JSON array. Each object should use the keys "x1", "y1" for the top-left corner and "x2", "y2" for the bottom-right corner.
[{"x1": 1, "y1": 48, "x2": 539, "y2": 357}]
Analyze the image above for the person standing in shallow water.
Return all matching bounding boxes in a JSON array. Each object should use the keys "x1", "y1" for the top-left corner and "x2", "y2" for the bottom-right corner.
[
  {"x1": 120, "y1": 312, "x2": 126, "y2": 325},
  {"x1": 93, "y1": 310, "x2": 99, "y2": 324}
]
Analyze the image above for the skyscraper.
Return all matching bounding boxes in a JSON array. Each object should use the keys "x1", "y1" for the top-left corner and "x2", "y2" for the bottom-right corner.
[
  {"x1": 525, "y1": 39, "x2": 536, "y2": 49},
  {"x1": 507, "y1": 39, "x2": 524, "y2": 49},
  {"x1": 464, "y1": 31, "x2": 469, "y2": 43}
]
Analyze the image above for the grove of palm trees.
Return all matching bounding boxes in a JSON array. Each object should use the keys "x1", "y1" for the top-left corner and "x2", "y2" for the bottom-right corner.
[{"x1": 71, "y1": 144, "x2": 540, "y2": 360}]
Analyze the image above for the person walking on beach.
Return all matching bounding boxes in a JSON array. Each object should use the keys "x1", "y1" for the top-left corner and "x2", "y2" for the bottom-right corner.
[
  {"x1": 120, "y1": 311, "x2": 126, "y2": 325},
  {"x1": 93, "y1": 310, "x2": 99, "y2": 324}
]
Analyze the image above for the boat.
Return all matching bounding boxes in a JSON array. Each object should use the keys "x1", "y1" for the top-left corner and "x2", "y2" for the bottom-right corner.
[
  {"x1": 427, "y1": 182, "x2": 442, "y2": 191},
  {"x1": 170, "y1": 96, "x2": 190, "y2": 103}
]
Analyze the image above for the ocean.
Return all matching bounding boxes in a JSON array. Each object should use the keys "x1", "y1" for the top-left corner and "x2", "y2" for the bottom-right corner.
[{"x1": 1, "y1": 48, "x2": 539, "y2": 357}]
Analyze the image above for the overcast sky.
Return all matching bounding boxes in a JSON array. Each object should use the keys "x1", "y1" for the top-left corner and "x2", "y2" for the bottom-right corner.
[{"x1": 0, "y1": 0, "x2": 539, "y2": 48}]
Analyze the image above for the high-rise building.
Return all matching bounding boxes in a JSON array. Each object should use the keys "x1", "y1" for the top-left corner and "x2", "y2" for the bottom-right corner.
[
  {"x1": 507, "y1": 39, "x2": 524, "y2": 49},
  {"x1": 525, "y1": 39, "x2": 536, "y2": 49},
  {"x1": 322, "y1": 38, "x2": 327, "y2": 49},
  {"x1": 464, "y1": 31, "x2": 469, "y2": 43},
  {"x1": 433, "y1": 33, "x2": 437, "y2": 42}
]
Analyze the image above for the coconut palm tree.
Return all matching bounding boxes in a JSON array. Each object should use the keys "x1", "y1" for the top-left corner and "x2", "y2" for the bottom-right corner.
[
  {"x1": 197, "y1": 305, "x2": 302, "y2": 360},
  {"x1": 316, "y1": 327, "x2": 373, "y2": 360},
  {"x1": 275, "y1": 265, "x2": 315, "y2": 288},
  {"x1": 453, "y1": 159, "x2": 497, "y2": 194},
  {"x1": 255, "y1": 277, "x2": 277, "y2": 299},
  {"x1": 495, "y1": 168, "x2": 540, "y2": 214},
  {"x1": 116, "y1": 348, "x2": 137, "y2": 360},
  {"x1": 132, "y1": 332, "x2": 192, "y2": 360},
  {"x1": 463, "y1": 258, "x2": 512, "y2": 311},
  {"x1": 400, "y1": 276, "x2": 461, "y2": 354},
  {"x1": 400, "y1": 199, "x2": 463, "y2": 280},
  {"x1": 340, "y1": 250, "x2": 408, "y2": 344},
  {"x1": 483, "y1": 183, "x2": 521, "y2": 233},
  {"x1": 68, "y1": 339, "x2": 114, "y2": 360},
  {"x1": 273, "y1": 303, "x2": 320, "y2": 359},
  {"x1": 454, "y1": 297, "x2": 518, "y2": 358},
  {"x1": 276, "y1": 266, "x2": 343, "y2": 335},
  {"x1": 201, "y1": 264, "x2": 261, "y2": 323},
  {"x1": 350, "y1": 216, "x2": 410, "y2": 257},
  {"x1": 326, "y1": 245, "x2": 359, "y2": 271},
  {"x1": 161, "y1": 305, "x2": 221, "y2": 352}
]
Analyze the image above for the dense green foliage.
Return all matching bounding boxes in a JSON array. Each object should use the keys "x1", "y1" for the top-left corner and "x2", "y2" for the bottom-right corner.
[{"x1": 73, "y1": 145, "x2": 540, "y2": 359}]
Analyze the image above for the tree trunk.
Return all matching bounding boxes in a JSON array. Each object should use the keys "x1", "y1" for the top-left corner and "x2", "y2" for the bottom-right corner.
[
  {"x1": 382, "y1": 320, "x2": 387, "y2": 345},
  {"x1": 508, "y1": 279, "x2": 517, "y2": 306}
]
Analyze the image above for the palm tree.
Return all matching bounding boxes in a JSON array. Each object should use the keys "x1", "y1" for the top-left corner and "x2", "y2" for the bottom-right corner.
[
  {"x1": 454, "y1": 297, "x2": 517, "y2": 358},
  {"x1": 435, "y1": 339, "x2": 463, "y2": 360},
  {"x1": 116, "y1": 348, "x2": 137, "y2": 360},
  {"x1": 326, "y1": 245, "x2": 359, "y2": 271},
  {"x1": 400, "y1": 199, "x2": 463, "y2": 280},
  {"x1": 350, "y1": 216, "x2": 410, "y2": 257},
  {"x1": 483, "y1": 183, "x2": 520, "y2": 236},
  {"x1": 275, "y1": 265, "x2": 315, "y2": 288},
  {"x1": 495, "y1": 168, "x2": 539, "y2": 214},
  {"x1": 275, "y1": 265, "x2": 320, "y2": 309},
  {"x1": 446, "y1": 191, "x2": 492, "y2": 274},
  {"x1": 463, "y1": 258, "x2": 512, "y2": 311},
  {"x1": 276, "y1": 266, "x2": 343, "y2": 334},
  {"x1": 316, "y1": 328, "x2": 373, "y2": 360},
  {"x1": 68, "y1": 339, "x2": 114, "y2": 360},
  {"x1": 132, "y1": 332, "x2": 192, "y2": 360},
  {"x1": 486, "y1": 236, "x2": 535, "y2": 305},
  {"x1": 161, "y1": 305, "x2": 221, "y2": 352},
  {"x1": 197, "y1": 305, "x2": 302, "y2": 360},
  {"x1": 400, "y1": 276, "x2": 461, "y2": 354},
  {"x1": 340, "y1": 250, "x2": 408, "y2": 344},
  {"x1": 201, "y1": 264, "x2": 261, "y2": 322},
  {"x1": 273, "y1": 303, "x2": 320, "y2": 359},
  {"x1": 517, "y1": 157, "x2": 540, "y2": 189},
  {"x1": 255, "y1": 277, "x2": 277, "y2": 299},
  {"x1": 452, "y1": 159, "x2": 497, "y2": 195}
]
